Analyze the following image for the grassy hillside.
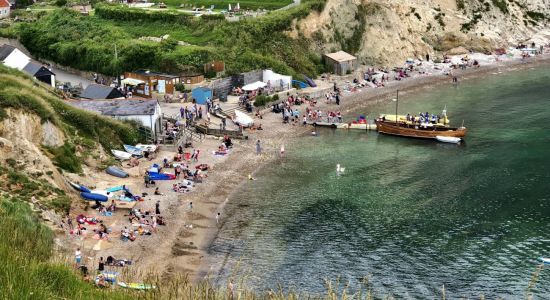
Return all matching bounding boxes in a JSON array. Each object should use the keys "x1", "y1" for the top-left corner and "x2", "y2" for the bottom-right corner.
[
  {"x1": 0, "y1": 65, "x2": 141, "y2": 152},
  {"x1": 7, "y1": 1, "x2": 325, "y2": 78}
]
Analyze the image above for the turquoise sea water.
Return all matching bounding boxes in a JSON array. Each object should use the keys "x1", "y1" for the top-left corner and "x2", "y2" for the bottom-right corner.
[{"x1": 208, "y1": 65, "x2": 550, "y2": 298}]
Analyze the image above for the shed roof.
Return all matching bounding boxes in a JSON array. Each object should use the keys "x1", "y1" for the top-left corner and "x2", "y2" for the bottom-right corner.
[
  {"x1": 0, "y1": 44, "x2": 16, "y2": 61},
  {"x1": 68, "y1": 99, "x2": 159, "y2": 116},
  {"x1": 324, "y1": 51, "x2": 357, "y2": 63},
  {"x1": 22, "y1": 61, "x2": 55, "y2": 77},
  {"x1": 81, "y1": 84, "x2": 124, "y2": 99}
]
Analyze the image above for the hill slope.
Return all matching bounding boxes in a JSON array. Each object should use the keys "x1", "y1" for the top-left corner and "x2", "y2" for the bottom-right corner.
[{"x1": 293, "y1": 0, "x2": 550, "y2": 65}]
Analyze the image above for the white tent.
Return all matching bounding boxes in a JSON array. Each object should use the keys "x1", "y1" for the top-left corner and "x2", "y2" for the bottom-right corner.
[
  {"x1": 262, "y1": 70, "x2": 292, "y2": 90},
  {"x1": 242, "y1": 81, "x2": 266, "y2": 91},
  {"x1": 121, "y1": 78, "x2": 145, "y2": 86},
  {"x1": 234, "y1": 110, "x2": 254, "y2": 127}
]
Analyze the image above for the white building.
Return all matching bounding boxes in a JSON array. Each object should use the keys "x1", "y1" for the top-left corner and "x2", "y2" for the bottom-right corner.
[
  {"x1": 67, "y1": 99, "x2": 163, "y2": 138},
  {"x1": 0, "y1": 44, "x2": 56, "y2": 87},
  {"x1": 0, "y1": 0, "x2": 10, "y2": 19}
]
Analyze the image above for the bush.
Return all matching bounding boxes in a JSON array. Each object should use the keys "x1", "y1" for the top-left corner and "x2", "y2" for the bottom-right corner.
[
  {"x1": 55, "y1": 0, "x2": 67, "y2": 6},
  {"x1": 175, "y1": 83, "x2": 185, "y2": 92},
  {"x1": 253, "y1": 95, "x2": 272, "y2": 107},
  {"x1": 205, "y1": 69, "x2": 216, "y2": 79},
  {"x1": 46, "y1": 143, "x2": 82, "y2": 173}
]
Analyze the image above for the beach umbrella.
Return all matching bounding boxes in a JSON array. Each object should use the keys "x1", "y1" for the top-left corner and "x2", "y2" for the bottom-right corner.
[
  {"x1": 236, "y1": 2, "x2": 240, "y2": 10},
  {"x1": 228, "y1": 3, "x2": 231, "y2": 10}
]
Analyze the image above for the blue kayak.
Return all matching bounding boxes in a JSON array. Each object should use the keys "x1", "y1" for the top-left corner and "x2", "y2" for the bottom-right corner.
[
  {"x1": 69, "y1": 181, "x2": 91, "y2": 193},
  {"x1": 80, "y1": 192, "x2": 108, "y2": 202}
]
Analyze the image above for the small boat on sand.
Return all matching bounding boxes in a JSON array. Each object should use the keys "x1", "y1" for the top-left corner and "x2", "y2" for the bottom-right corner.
[
  {"x1": 539, "y1": 257, "x2": 550, "y2": 265},
  {"x1": 435, "y1": 136, "x2": 462, "y2": 144},
  {"x1": 123, "y1": 144, "x2": 143, "y2": 156},
  {"x1": 111, "y1": 150, "x2": 133, "y2": 160},
  {"x1": 106, "y1": 166, "x2": 130, "y2": 178},
  {"x1": 211, "y1": 108, "x2": 231, "y2": 119},
  {"x1": 135, "y1": 144, "x2": 157, "y2": 152}
]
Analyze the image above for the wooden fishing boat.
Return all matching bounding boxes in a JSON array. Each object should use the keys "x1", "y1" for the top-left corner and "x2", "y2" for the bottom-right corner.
[
  {"x1": 111, "y1": 149, "x2": 133, "y2": 160},
  {"x1": 375, "y1": 90, "x2": 467, "y2": 139},
  {"x1": 375, "y1": 120, "x2": 467, "y2": 138}
]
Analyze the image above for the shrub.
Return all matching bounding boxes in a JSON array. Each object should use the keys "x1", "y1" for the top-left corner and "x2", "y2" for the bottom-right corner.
[
  {"x1": 55, "y1": 0, "x2": 67, "y2": 6},
  {"x1": 491, "y1": 0, "x2": 508, "y2": 14},
  {"x1": 253, "y1": 95, "x2": 272, "y2": 107},
  {"x1": 175, "y1": 83, "x2": 185, "y2": 92},
  {"x1": 46, "y1": 143, "x2": 82, "y2": 173}
]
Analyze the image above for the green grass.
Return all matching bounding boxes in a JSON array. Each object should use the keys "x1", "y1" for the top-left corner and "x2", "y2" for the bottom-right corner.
[
  {"x1": 11, "y1": 1, "x2": 326, "y2": 78},
  {"x1": 160, "y1": 0, "x2": 293, "y2": 10},
  {"x1": 0, "y1": 65, "x2": 142, "y2": 151}
]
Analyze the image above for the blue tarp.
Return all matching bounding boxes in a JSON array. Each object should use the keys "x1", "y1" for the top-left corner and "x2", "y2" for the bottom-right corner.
[{"x1": 192, "y1": 87, "x2": 213, "y2": 104}]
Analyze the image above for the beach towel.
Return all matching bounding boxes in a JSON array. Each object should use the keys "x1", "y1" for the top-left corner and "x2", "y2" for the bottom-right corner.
[{"x1": 213, "y1": 151, "x2": 228, "y2": 156}]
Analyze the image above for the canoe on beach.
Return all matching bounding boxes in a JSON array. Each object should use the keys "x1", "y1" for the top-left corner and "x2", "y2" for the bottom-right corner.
[
  {"x1": 80, "y1": 192, "x2": 108, "y2": 202},
  {"x1": 123, "y1": 144, "x2": 143, "y2": 156},
  {"x1": 135, "y1": 144, "x2": 158, "y2": 152},
  {"x1": 106, "y1": 166, "x2": 130, "y2": 178},
  {"x1": 111, "y1": 150, "x2": 133, "y2": 160},
  {"x1": 69, "y1": 181, "x2": 91, "y2": 193}
]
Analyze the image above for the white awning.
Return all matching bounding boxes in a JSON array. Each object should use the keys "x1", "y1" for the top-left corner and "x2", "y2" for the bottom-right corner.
[
  {"x1": 242, "y1": 81, "x2": 267, "y2": 91},
  {"x1": 121, "y1": 78, "x2": 145, "y2": 85}
]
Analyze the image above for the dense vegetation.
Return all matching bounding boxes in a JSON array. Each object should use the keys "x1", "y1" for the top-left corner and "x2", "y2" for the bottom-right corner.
[
  {"x1": 163, "y1": 0, "x2": 293, "y2": 10},
  {"x1": 9, "y1": 1, "x2": 325, "y2": 79}
]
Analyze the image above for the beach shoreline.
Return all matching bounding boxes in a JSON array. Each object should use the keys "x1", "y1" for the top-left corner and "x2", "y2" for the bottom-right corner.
[
  {"x1": 192, "y1": 53, "x2": 550, "y2": 282},
  {"x1": 70, "y1": 53, "x2": 550, "y2": 287}
]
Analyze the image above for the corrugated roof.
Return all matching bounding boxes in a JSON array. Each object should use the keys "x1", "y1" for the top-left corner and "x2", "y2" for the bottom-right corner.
[
  {"x1": 81, "y1": 84, "x2": 124, "y2": 99},
  {"x1": 0, "y1": 44, "x2": 15, "y2": 61},
  {"x1": 324, "y1": 51, "x2": 357, "y2": 62},
  {"x1": 68, "y1": 99, "x2": 159, "y2": 116}
]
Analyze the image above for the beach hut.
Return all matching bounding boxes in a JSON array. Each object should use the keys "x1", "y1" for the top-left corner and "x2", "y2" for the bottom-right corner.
[
  {"x1": 191, "y1": 87, "x2": 212, "y2": 104},
  {"x1": 323, "y1": 51, "x2": 357, "y2": 76}
]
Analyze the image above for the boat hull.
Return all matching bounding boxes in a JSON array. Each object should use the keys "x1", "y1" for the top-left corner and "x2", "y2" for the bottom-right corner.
[{"x1": 375, "y1": 120, "x2": 467, "y2": 138}]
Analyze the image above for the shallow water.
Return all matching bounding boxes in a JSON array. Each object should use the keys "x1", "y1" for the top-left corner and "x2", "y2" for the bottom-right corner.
[{"x1": 208, "y1": 65, "x2": 550, "y2": 298}]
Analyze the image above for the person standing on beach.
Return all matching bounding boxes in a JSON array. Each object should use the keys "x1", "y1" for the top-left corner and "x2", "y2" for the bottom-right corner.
[
  {"x1": 256, "y1": 140, "x2": 261, "y2": 154},
  {"x1": 155, "y1": 200, "x2": 160, "y2": 215},
  {"x1": 98, "y1": 257, "x2": 105, "y2": 273},
  {"x1": 216, "y1": 212, "x2": 221, "y2": 224},
  {"x1": 280, "y1": 144, "x2": 285, "y2": 158},
  {"x1": 335, "y1": 93, "x2": 340, "y2": 105},
  {"x1": 75, "y1": 247, "x2": 82, "y2": 267},
  {"x1": 188, "y1": 202, "x2": 193, "y2": 211}
]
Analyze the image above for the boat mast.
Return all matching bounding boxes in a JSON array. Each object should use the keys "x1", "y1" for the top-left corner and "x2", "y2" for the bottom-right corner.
[{"x1": 395, "y1": 90, "x2": 399, "y2": 126}]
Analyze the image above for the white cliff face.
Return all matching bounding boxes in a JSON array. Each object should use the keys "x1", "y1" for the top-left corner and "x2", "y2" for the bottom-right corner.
[{"x1": 292, "y1": 0, "x2": 550, "y2": 66}]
